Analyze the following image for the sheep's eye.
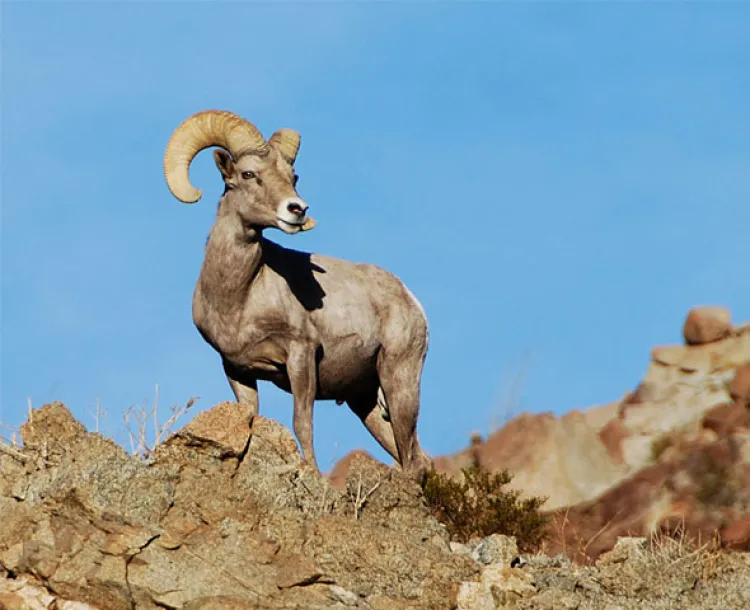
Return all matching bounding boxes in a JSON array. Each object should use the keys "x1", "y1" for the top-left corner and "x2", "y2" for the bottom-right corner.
[
  {"x1": 241, "y1": 170, "x2": 256, "y2": 180},
  {"x1": 293, "y1": 174, "x2": 299, "y2": 186}
]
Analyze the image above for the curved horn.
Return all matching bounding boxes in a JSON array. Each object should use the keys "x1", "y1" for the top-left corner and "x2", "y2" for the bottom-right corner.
[
  {"x1": 164, "y1": 109, "x2": 269, "y2": 203},
  {"x1": 268, "y1": 128, "x2": 301, "y2": 165}
]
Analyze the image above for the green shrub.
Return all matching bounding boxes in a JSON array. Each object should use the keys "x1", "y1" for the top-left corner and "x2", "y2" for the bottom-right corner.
[{"x1": 420, "y1": 464, "x2": 548, "y2": 551}]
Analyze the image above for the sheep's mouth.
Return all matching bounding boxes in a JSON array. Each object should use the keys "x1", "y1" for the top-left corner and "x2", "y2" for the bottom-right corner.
[
  {"x1": 276, "y1": 217, "x2": 306, "y2": 234},
  {"x1": 276, "y1": 217, "x2": 306, "y2": 227},
  {"x1": 276, "y1": 215, "x2": 316, "y2": 233}
]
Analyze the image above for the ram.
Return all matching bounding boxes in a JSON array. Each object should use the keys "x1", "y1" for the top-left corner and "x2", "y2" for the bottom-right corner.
[{"x1": 164, "y1": 109, "x2": 431, "y2": 474}]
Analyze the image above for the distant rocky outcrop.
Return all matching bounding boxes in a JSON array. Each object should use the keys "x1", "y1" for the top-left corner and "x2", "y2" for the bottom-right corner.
[{"x1": 331, "y1": 307, "x2": 750, "y2": 553}]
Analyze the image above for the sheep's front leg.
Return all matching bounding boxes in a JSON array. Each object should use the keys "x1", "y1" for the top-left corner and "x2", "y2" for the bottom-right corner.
[
  {"x1": 223, "y1": 360, "x2": 259, "y2": 423},
  {"x1": 287, "y1": 343, "x2": 319, "y2": 472}
]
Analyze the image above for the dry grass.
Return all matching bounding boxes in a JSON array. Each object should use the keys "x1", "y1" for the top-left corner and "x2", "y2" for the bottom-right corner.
[
  {"x1": 646, "y1": 524, "x2": 721, "y2": 569},
  {"x1": 0, "y1": 420, "x2": 27, "y2": 463},
  {"x1": 544, "y1": 506, "x2": 628, "y2": 565},
  {"x1": 609, "y1": 525, "x2": 728, "y2": 594},
  {"x1": 123, "y1": 384, "x2": 199, "y2": 458}
]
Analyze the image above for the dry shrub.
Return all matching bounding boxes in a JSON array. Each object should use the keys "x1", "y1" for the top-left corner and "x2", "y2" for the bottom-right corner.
[{"x1": 420, "y1": 464, "x2": 548, "y2": 551}]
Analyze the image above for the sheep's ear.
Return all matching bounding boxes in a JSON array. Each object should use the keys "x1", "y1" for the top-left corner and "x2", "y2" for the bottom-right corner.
[{"x1": 213, "y1": 149, "x2": 235, "y2": 180}]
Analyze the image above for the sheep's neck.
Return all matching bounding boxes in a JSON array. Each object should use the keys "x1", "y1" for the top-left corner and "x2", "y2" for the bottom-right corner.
[{"x1": 195, "y1": 212, "x2": 263, "y2": 325}]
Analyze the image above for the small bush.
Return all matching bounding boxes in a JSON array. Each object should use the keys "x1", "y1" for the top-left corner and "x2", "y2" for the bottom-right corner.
[{"x1": 420, "y1": 464, "x2": 548, "y2": 551}]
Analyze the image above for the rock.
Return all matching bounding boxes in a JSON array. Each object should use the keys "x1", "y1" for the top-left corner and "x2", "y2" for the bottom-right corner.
[
  {"x1": 450, "y1": 541, "x2": 472, "y2": 555},
  {"x1": 432, "y1": 405, "x2": 624, "y2": 511},
  {"x1": 274, "y1": 554, "x2": 325, "y2": 589},
  {"x1": 1, "y1": 402, "x2": 478, "y2": 610},
  {"x1": 730, "y1": 364, "x2": 750, "y2": 408},
  {"x1": 598, "y1": 418, "x2": 629, "y2": 464},
  {"x1": 329, "y1": 585, "x2": 359, "y2": 606},
  {"x1": 6, "y1": 391, "x2": 750, "y2": 609},
  {"x1": 0, "y1": 575, "x2": 100, "y2": 610},
  {"x1": 19, "y1": 402, "x2": 86, "y2": 452},
  {"x1": 721, "y1": 516, "x2": 750, "y2": 551},
  {"x1": 702, "y1": 402, "x2": 750, "y2": 436},
  {"x1": 455, "y1": 582, "x2": 494, "y2": 610},
  {"x1": 471, "y1": 535, "x2": 519, "y2": 567},
  {"x1": 683, "y1": 306, "x2": 732, "y2": 345},
  {"x1": 596, "y1": 536, "x2": 648, "y2": 566},
  {"x1": 521, "y1": 553, "x2": 571, "y2": 569},
  {"x1": 481, "y1": 564, "x2": 536, "y2": 601},
  {"x1": 183, "y1": 597, "x2": 262, "y2": 610},
  {"x1": 167, "y1": 400, "x2": 252, "y2": 458},
  {"x1": 456, "y1": 561, "x2": 535, "y2": 610}
]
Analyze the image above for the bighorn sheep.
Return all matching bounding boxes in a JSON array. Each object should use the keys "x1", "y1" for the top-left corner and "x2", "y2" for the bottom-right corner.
[{"x1": 163, "y1": 109, "x2": 431, "y2": 474}]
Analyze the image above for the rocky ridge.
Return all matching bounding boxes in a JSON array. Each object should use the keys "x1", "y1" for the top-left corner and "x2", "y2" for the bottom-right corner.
[
  {"x1": 3, "y1": 400, "x2": 750, "y2": 609},
  {"x1": 2, "y1": 305, "x2": 750, "y2": 608}
]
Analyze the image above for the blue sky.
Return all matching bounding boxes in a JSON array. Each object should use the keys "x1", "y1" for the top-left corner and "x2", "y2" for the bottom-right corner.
[{"x1": 2, "y1": 2, "x2": 749, "y2": 470}]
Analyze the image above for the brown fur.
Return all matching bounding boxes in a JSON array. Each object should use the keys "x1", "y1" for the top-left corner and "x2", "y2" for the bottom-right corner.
[{"x1": 190, "y1": 145, "x2": 431, "y2": 474}]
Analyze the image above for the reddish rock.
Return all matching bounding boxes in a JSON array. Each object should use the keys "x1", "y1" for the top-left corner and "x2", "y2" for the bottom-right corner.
[
  {"x1": 598, "y1": 419, "x2": 628, "y2": 465},
  {"x1": 729, "y1": 364, "x2": 750, "y2": 408},
  {"x1": 544, "y1": 427, "x2": 750, "y2": 563},
  {"x1": 682, "y1": 306, "x2": 732, "y2": 346},
  {"x1": 702, "y1": 402, "x2": 750, "y2": 436},
  {"x1": 721, "y1": 516, "x2": 750, "y2": 551}
]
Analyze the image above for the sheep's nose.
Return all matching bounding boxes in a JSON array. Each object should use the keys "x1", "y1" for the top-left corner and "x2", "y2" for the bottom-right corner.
[{"x1": 287, "y1": 201, "x2": 308, "y2": 217}]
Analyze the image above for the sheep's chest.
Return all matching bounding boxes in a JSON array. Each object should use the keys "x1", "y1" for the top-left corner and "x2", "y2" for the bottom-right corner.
[{"x1": 194, "y1": 291, "x2": 296, "y2": 371}]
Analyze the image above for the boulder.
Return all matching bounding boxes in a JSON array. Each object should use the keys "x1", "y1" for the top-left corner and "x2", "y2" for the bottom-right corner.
[{"x1": 683, "y1": 306, "x2": 731, "y2": 346}]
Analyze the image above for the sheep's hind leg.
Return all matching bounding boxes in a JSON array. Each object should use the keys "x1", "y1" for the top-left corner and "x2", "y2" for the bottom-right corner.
[
  {"x1": 347, "y1": 389, "x2": 400, "y2": 464},
  {"x1": 376, "y1": 350, "x2": 431, "y2": 475}
]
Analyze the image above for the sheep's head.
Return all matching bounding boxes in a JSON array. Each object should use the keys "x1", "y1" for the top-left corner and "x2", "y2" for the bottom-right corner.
[{"x1": 163, "y1": 109, "x2": 315, "y2": 234}]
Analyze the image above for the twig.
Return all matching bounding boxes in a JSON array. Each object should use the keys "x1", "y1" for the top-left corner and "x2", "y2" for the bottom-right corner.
[
  {"x1": 123, "y1": 387, "x2": 198, "y2": 458},
  {"x1": 583, "y1": 508, "x2": 624, "y2": 555},
  {"x1": 88, "y1": 397, "x2": 108, "y2": 434},
  {"x1": 0, "y1": 422, "x2": 19, "y2": 447},
  {"x1": 152, "y1": 384, "x2": 160, "y2": 445},
  {"x1": 0, "y1": 441, "x2": 28, "y2": 463},
  {"x1": 154, "y1": 394, "x2": 198, "y2": 446},
  {"x1": 349, "y1": 473, "x2": 382, "y2": 520}
]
